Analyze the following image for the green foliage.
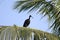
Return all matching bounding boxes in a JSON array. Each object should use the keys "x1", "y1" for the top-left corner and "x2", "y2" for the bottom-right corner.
[{"x1": 0, "y1": 26, "x2": 60, "y2": 40}]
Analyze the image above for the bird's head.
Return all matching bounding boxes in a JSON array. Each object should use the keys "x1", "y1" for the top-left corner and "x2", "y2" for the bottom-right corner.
[{"x1": 29, "y1": 15, "x2": 33, "y2": 19}]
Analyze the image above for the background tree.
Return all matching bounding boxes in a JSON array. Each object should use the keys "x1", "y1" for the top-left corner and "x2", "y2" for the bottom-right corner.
[{"x1": 14, "y1": 0, "x2": 60, "y2": 36}]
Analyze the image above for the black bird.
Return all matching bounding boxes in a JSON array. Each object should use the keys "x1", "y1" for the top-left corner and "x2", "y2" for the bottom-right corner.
[{"x1": 23, "y1": 15, "x2": 32, "y2": 27}]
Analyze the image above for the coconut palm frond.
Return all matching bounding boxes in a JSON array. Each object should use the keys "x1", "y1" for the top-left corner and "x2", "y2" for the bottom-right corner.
[
  {"x1": 56, "y1": 0, "x2": 60, "y2": 9},
  {"x1": 0, "y1": 26, "x2": 60, "y2": 40},
  {"x1": 14, "y1": 0, "x2": 47, "y2": 12},
  {"x1": 14, "y1": 0, "x2": 59, "y2": 20},
  {"x1": 50, "y1": 17, "x2": 60, "y2": 30},
  {"x1": 14, "y1": 0, "x2": 56, "y2": 15},
  {"x1": 0, "y1": 26, "x2": 9, "y2": 34}
]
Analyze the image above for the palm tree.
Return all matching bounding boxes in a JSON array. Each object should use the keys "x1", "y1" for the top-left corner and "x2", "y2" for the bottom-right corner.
[
  {"x1": 0, "y1": 25, "x2": 60, "y2": 40},
  {"x1": 14, "y1": 0, "x2": 60, "y2": 35},
  {"x1": 0, "y1": 0, "x2": 60, "y2": 40}
]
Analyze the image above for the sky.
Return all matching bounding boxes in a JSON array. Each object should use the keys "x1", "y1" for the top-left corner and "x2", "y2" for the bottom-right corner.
[{"x1": 0, "y1": 0, "x2": 51, "y2": 33}]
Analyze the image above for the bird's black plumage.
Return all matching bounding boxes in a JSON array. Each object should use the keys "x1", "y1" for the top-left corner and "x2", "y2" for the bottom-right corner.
[{"x1": 23, "y1": 15, "x2": 32, "y2": 27}]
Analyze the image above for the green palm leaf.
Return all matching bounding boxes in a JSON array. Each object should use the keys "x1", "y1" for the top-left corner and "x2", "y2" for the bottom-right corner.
[{"x1": 0, "y1": 26, "x2": 60, "y2": 40}]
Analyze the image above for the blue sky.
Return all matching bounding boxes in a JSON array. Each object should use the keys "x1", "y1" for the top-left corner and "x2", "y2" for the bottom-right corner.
[{"x1": 0, "y1": 0, "x2": 51, "y2": 32}]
